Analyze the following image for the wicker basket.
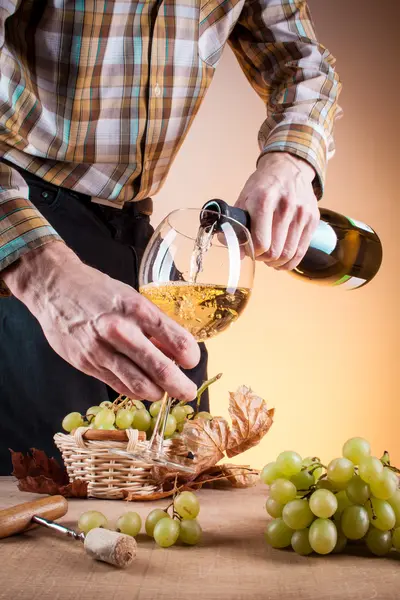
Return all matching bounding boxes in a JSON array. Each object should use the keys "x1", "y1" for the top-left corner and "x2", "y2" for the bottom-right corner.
[{"x1": 54, "y1": 427, "x2": 185, "y2": 499}]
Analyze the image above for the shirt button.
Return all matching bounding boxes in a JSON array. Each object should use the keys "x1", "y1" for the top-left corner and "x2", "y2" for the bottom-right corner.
[
  {"x1": 41, "y1": 191, "x2": 49, "y2": 199},
  {"x1": 154, "y1": 83, "x2": 161, "y2": 97}
]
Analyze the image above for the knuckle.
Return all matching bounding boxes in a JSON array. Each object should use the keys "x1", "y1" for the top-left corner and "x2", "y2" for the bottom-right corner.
[
  {"x1": 153, "y1": 360, "x2": 174, "y2": 383},
  {"x1": 277, "y1": 196, "x2": 291, "y2": 214},
  {"x1": 280, "y1": 247, "x2": 295, "y2": 261},
  {"x1": 76, "y1": 353, "x2": 91, "y2": 372},
  {"x1": 174, "y1": 333, "x2": 190, "y2": 355},
  {"x1": 130, "y1": 378, "x2": 147, "y2": 397},
  {"x1": 264, "y1": 246, "x2": 280, "y2": 261}
]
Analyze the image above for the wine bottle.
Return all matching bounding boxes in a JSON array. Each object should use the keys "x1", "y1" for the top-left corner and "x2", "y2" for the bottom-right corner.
[{"x1": 200, "y1": 199, "x2": 382, "y2": 290}]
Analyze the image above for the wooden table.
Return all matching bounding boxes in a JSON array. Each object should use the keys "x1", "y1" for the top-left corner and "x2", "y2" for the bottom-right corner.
[{"x1": 0, "y1": 477, "x2": 399, "y2": 600}]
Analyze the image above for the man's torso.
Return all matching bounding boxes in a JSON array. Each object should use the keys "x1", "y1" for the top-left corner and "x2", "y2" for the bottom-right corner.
[{"x1": 0, "y1": 0, "x2": 245, "y2": 204}]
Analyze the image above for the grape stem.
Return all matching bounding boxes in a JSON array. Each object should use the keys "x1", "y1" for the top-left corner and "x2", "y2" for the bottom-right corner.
[
  {"x1": 178, "y1": 372, "x2": 223, "y2": 413},
  {"x1": 367, "y1": 498, "x2": 377, "y2": 520}
]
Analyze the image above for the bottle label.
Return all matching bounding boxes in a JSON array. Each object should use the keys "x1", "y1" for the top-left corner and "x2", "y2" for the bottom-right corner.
[
  {"x1": 309, "y1": 220, "x2": 337, "y2": 255},
  {"x1": 333, "y1": 275, "x2": 367, "y2": 290},
  {"x1": 347, "y1": 217, "x2": 375, "y2": 234}
]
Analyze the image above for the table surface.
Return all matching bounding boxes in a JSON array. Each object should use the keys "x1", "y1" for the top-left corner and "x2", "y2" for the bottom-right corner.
[{"x1": 1, "y1": 477, "x2": 400, "y2": 600}]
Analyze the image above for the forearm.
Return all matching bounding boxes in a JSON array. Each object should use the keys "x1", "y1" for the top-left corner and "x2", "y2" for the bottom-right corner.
[
  {"x1": 229, "y1": 0, "x2": 342, "y2": 198},
  {"x1": 0, "y1": 160, "x2": 63, "y2": 296},
  {"x1": 2, "y1": 240, "x2": 76, "y2": 304}
]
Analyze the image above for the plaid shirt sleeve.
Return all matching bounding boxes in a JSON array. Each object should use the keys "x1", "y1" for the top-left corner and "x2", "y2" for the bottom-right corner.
[
  {"x1": 0, "y1": 1, "x2": 62, "y2": 295},
  {"x1": 0, "y1": 161, "x2": 62, "y2": 295},
  {"x1": 228, "y1": 0, "x2": 342, "y2": 198}
]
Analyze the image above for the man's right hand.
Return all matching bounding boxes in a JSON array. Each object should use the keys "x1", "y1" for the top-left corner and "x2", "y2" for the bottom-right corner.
[{"x1": 3, "y1": 241, "x2": 200, "y2": 402}]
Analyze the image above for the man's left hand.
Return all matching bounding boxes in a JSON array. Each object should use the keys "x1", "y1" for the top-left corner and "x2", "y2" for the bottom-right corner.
[{"x1": 235, "y1": 152, "x2": 319, "y2": 270}]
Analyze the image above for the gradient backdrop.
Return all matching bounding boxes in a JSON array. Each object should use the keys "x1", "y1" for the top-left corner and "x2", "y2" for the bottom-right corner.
[{"x1": 152, "y1": 0, "x2": 400, "y2": 467}]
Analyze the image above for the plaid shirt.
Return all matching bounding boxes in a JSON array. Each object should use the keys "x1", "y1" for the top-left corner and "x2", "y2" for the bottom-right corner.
[{"x1": 0, "y1": 0, "x2": 341, "y2": 292}]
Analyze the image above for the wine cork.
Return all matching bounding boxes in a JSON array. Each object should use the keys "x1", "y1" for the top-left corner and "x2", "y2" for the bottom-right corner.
[{"x1": 84, "y1": 528, "x2": 137, "y2": 568}]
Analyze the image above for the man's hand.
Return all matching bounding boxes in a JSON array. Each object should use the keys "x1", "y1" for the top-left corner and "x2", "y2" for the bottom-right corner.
[
  {"x1": 3, "y1": 242, "x2": 200, "y2": 402},
  {"x1": 236, "y1": 152, "x2": 319, "y2": 270}
]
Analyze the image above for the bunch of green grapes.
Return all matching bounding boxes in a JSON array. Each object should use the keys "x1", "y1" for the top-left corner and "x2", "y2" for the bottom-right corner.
[
  {"x1": 61, "y1": 395, "x2": 214, "y2": 439},
  {"x1": 261, "y1": 438, "x2": 400, "y2": 557},
  {"x1": 78, "y1": 490, "x2": 202, "y2": 548}
]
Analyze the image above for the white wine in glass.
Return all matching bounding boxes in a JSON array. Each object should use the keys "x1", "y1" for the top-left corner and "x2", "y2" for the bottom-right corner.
[{"x1": 113, "y1": 208, "x2": 254, "y2": 473}]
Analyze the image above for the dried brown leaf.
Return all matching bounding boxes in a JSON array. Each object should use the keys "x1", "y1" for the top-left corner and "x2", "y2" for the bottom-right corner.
[
  {"x1": 181, "y1": 416, "x2": 230, "y2": 472},
  {"x1": 219, "y1": 464, "x2": 259, "y2": 488},
  {"x1": 10, "y1": 449, "x2": 87, "y2": 498},
  {"x1": 226, "y1": 386, "x2": 274, "y2": 458}
]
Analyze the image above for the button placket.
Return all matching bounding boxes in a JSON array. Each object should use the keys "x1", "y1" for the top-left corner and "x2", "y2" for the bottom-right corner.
[{"x1": 141, "y1": 1, "x2": 165, "y2": 187}]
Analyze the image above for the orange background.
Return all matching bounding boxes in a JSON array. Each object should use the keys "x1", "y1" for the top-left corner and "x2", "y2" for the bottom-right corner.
[{"x1": 153, "y1": 0, "x2": 400, "y2": 467}]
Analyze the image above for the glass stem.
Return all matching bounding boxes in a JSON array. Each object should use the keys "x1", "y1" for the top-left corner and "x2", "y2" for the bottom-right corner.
[{"x1": 148, "y1": 392, "x2": 172, "y2": 454}]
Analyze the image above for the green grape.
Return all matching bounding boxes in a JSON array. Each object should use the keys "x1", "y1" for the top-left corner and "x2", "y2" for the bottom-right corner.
[
  {"x1": 290, "y1": 470, "x2": 314, "y2": 491},
  {"x1": 266, "y1": 498, "x2": 284, "y2": 518},
  {"x1": 327, "y1": 458, "x2": 354, "y2": 484},
  {"x1": 145, "y1": 509, "x2": 168, "y2": 537},
  {"x1": 346, "y1": 475, "x2": 370, "y2": 504},
  {"x1": 78, "y1": 510, "x2": 108, "y2": 534},
  {"x1": 153, "y1": 517, "x2": 180, "y2": 548},
  {"x1": 131, "y1": 408, "x2": 151, "y2": 431},
  {"x1": 359, "y1": 457, "x2": 384, "y2": 484},
  {"x1": 365, "y1": 527, "x2": 392, "y2": 556},
  {"x1": 341, "y1": 505, "x2": 369, "y2": 539},
  {"x1": 164, "y1": 414, "x2": 177, "y2": 437},
  {"x1": 370, "y1": 469, "x2": 398, "y2": 500},
  {"x1": 309, "y1": 489, "x2": 338, "y2": 519},
  {"x1": 335, "y1": 490, "x2": 353, "y2": 516},
  {"x1": 62, "y1": 412, "x2": 84, "y2": 432},
  {"x1": 176, "y1": 421, "x2": 185, "y2": 434},
  {"x1": 150, "y1": 400, "x2": 162, "y2": 418},
  {"x1": 94, "y1": 408, "x2": 115, "y2": 429},
  {"x1": 385, "y1": 468, "x2": 399, "y2": 487},
  {"x1": 366, "y1": 498, "x2": 396, "y2": 531},
  {"x1": 99, "y1": 401, "x2": 113, "y2": 409},
  {"x1": 116, "y1": 512, "x2": 142, "y2": 537},
  {"x1": 264, "y1": 518, "x2": 293, "y2": 549},
  {"x1": 291, "y1": 529, "x2": 313, "y2": 556},
  {"x1": 282, "y1": 499, "x2": 314, "y2": 530},
  {"x1": 194, "y1": 411, "x2": 213, "y2": 420},
  {"x1": 269, "y1": 479, "x2": 297, "y2": 505},
  {"x1": 179, "y1": 519, "x2": 202, "y2": 545},
  {"x1": 260, "y1": 462, "x2": 283, "y2": 486},
  {"x1": 276, "y1": 451, "x2": 302, "y2": 477},
  {"x1": 86, "y1": 406, "x2": 101, "y2": 421},
  {"x1": 183, "y1": 405, "x2": 195, "y2": 418},
  {"x1": 342, "y1": 437, "x2": 371, "y2": 465},
  {"x1": 308, "y1": 519, "x2": 337, "y2": 555},
  {"x1": 132, "y1": 400, "x2": 146, "y2": 410},
  {"x1": 174, "y1": 491, "x2": 200, "y2": 520},
  {"x1": 316, "y1": 479, "x2": 336, "y2": 492},
  {"x1": 332, "y1": 528, "x2": 348, "y2": 553},
  {"x1": 194, "y1": 411, "x2": 212, "y2": 420},
  {"x1": 392, "y1": 527, "x2": 400, "y2": 550},
  {"x1": 313, "y1": 467, "x2": 323, "y2": 482},
  {"x1": 171, "y1": 405, "x2": 187, "y2": 423},
  {"x1": 387, "y1": 490, "x2": 400, "y2": 527},
  {"x1": 115, "y1": 408, "x2": 134, "y2": 430}
]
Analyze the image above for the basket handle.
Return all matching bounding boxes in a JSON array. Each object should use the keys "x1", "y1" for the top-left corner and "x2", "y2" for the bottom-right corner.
[{"x1": 72, "y1": 428, "x2": 146, "y2": 445}]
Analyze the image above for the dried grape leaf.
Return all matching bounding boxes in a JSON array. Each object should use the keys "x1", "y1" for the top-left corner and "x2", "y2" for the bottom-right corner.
[
  {"x1": 219, "y1": 464, "x2": 259, "y2": 488},
  {"x1": 181, "y1": 416, "x2": 230, "y2": 472},
  {"x1": 10, "y1": 449, "x2": 87, "y2": 498},
  {"x1": 226, "y1": 386, "x2": 274, "y2": 458}
]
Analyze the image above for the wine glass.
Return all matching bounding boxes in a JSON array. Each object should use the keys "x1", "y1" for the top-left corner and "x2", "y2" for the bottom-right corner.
[{"x1": 113, "y1": 208, "x2": 254, "y2": 472}]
